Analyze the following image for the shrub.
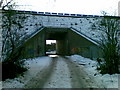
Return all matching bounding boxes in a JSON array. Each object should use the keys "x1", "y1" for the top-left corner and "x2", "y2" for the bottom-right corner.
[
  {"x1": 2, "y1": 46, "x2": 28, "y2": 81},
  {"x1": 94, "y1": 15, "x2": 120, "y2": 74}
]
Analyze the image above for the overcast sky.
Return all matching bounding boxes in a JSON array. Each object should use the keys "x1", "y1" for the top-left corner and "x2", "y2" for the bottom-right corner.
[{"x1": 15, "y1": 0, "x2": 120, "y2": 15}]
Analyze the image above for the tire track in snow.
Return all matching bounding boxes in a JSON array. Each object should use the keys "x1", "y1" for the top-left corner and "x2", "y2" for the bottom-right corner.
[
  {"x1": 24, "y1": 57, "x2": 58, "y2": 88},
  {"x1": 63, "y1": 56, "x2": 101, "y2": 88},
  {"x1": 24, "y1": 56, "x2": 104, "y2": 88},
  {"x1": 43, "y1": 56, "x2": 72, "y2": 88}
]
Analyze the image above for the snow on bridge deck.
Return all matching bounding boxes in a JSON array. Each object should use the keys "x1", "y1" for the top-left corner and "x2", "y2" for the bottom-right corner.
[
  {"x1": 1, "y1": 10, "x2": 120, "y2": 44},
  {"x1": 13, "y1": 10, "x2": 104, "y2": 43}
]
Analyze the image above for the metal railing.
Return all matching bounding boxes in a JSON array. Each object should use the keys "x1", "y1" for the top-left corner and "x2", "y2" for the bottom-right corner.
[{"x1": 1, "y1": 9, "x2": 120, "y2": 18}]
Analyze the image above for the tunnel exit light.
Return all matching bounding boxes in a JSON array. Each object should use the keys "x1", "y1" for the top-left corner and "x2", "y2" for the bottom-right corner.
[{"x1": 46, "y1": 40, "x2": 56, "y2": 45}]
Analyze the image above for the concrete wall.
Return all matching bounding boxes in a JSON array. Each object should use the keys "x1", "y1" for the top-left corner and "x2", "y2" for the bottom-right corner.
[
  {"x1": 20, "y1": 26, "x2": 103, "y2": 59},
  {"x1": 11, "y1": 12, "x2": 103, "y2": 43},
  {"x1": 21, "y1": 27, "x2": 102, "y2": 59},
  {"x1": 22, "y1": 30, "x2": 45, "y2": 59},
  {"x1": 56, "y1": 39, "x2": 68, "y2": 55},
  {"x1": 68, "y1": 30, "x2": 102, "y2": 59},
  {"x1": 2, "y1": 11, "x2": 119, "y2": 59}
]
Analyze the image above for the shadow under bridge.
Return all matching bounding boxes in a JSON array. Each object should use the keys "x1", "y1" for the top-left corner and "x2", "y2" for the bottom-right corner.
[{"x1": 45, "y1": 27, "x2": 69, "y2": 56}]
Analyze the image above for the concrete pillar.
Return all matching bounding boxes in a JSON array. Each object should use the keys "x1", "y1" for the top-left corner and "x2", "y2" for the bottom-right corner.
[{"x1": 56, "y1": 40, "x2": 67, "y2": 55}]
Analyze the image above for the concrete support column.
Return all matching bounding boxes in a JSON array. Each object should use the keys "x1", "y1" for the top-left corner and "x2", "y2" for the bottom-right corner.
[{"x1": 56, "y1": 40, "x2": 66, "y2": 55}]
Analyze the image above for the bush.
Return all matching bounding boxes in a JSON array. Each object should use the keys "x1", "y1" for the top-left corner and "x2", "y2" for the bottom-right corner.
[
  {"x1": 97, "y1": 55, "x2": 120, "y2": 75},
  {"x1": 2, "y1": 46, "x2": 28, "y2": 81},
  {"x1": 97, "y1": 64, "x2": 108, "y2": 74},
  {"x1": 94, "y1": 16, "x2": 120, "y2": 74},
  {"x1": 2, "y1": 60, "x2": 27, "y2": 81}
]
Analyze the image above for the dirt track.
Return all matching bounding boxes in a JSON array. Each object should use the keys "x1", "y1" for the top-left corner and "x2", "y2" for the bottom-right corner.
[{"x1": 24, "y1": 56, "x2": 104, "y2": 88}]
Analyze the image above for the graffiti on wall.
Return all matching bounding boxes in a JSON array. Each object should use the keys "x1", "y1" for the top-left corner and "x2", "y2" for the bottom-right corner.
[
  {"x1": 28, "y1": 48, "x2": 35, "y2": 55},
  {"x1": 71, "y1": 47, "x2": 89, "y2": 55},
  {"x1": 27, "y1": 45, "x2": 42, "y2": 56}
]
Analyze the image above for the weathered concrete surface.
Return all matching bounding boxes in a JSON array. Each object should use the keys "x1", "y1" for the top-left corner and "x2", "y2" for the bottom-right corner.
[
  {"x1": 23, "y1": 27, "x2": 102, "y2": 59},
  {"x1": 1, "y1": 10, "x2": 120, "y2": 59},
  {"x1": 23, "y1": 30, "x2": 46, "y2": 59},
  {"x1": 68, "y1": 29, "x2": 102, "y2": 58}
]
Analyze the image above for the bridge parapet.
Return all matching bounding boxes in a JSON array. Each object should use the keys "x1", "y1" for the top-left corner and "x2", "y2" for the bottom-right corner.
[
  {"x1": 16, "y1": 10, "x2": 120, "y2": 18},
  {"x1": 16, "y1": 10, "x2": 103, "y2": 18}
]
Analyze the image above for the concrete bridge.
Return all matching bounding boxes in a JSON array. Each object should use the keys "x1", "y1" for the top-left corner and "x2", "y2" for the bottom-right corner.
[
  {"x1": 1, "y1": 10, "x2": 120, "y2": 59},
  {"x1": 18, "y1": 11, "x2": 104, "y2": 59}
]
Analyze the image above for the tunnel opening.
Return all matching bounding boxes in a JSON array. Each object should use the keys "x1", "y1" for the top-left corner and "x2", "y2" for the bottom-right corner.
[
  {"x1": 45, "y1": 28, "x2": 69, "y2": 56},
  {"x1": 46, "y1": 40, "x2": 57, "y2": 55}
]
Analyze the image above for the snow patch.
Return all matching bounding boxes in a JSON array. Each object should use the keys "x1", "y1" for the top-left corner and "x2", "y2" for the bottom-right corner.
[
  {"x1": 2, "y1": 55, "x2": 119, "y2": 88},
  {"x1": 2, "y1": 56, "x2": 52, "y2": 88},
  {"x1": 69, "y1": 54, "x2": 119, "y2": 88}
]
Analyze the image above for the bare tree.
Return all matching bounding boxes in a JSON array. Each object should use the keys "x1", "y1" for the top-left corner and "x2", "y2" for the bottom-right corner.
[
  {"x1": 0, "y1": 0, "x2": 4, "y2": 7},
  {"x1": 2, "y1": 1, "x2": 27, "y2": 80},
  {"x1": 2, "y1": 11, "x2": 26, "y2": 59},
  {"x1": 92, "y1": 12, "x2": 120, "y2": 74},
  {"x1": 0, "y1": 0, "x2": 14, "y2": 9}
]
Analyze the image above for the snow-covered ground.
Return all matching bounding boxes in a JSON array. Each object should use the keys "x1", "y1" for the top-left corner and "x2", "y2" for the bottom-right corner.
[
  {"x1": 69, "y1": 55, "x2": 119, "y2": 88},
  {"x1": 43, "y1": 57, "x2": 72, "y2": 88},
  {"x1": 2, "y1": 56, "x2": 52, "y2": 88},
  {"x1": 1, "y1": 55, "x2": 120, "y2": 88}
]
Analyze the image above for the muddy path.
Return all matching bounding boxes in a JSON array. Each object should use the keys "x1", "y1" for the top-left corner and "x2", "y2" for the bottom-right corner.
[
  {"x1": 43, "y1": 56, "x2": 72, "y2": 88},
  {"x1": 62, "y1": 56, "x2": 100, "y2": 88},
  {"x1": 24, "y1": 56, "x2": 105, "y2": 89},
  {"x1": 24, "y1": 57, "x2": 58, "y2": 88}
]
